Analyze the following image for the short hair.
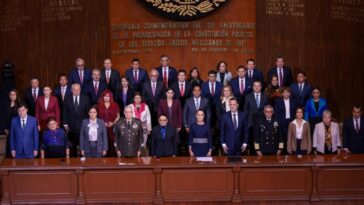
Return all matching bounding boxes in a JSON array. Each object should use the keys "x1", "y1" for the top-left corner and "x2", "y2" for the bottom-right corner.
[
  {"x1": 264, "y1": 105, "x2": 274, "y2": 111},
  {"x1": 160, "y1": 54, "x2": 168, "y2": 59},
  {"x1": 72, "y1": 83, "x2": 81, "y2": 89},
  {"x1": 131, "y1": 58, "x2": 140, "y2": 63},
  {"x1": 208, "y1": 70, "x2": 216, "y2": 76},
  {"x1": 282, "y1": 87, "x2": 291, "y2": 93},
  {"x1": 124, "y1": 105, "x2": 133, "y2": 113},
  {"x1": 46, "y1": 116, "x2": 57, "y2": 124},
  {"x1": 133, "y1": 91, "x2": 142, "y2": 98},
  {"x1": 88, "y1": 105, "x2": 98, "y2": 113},
  {"x1": 178, "y1": 69, "x2": 186, "y2": 75},
  {"x1": 276, "y1": 56, "x2": 284, "y2": 61},
  {"x1": 229, "y1": 97, "x2": 239, "y2": 104},
  {"x1": 30, "y1": 77, "x2": 39, "y2": 82},
  {"x1": 159, "y1": 114, "x2": 168, "y2": 120},
  {"x1": 192, "y1": 84, "x2": 201, "y2": 90},
  {"x1": 253, "y1": 80, "x2": 262, "y2": 86},
  {"x1": 246, "y1": 58, "x2": 255, "y2": 64},
  {"x1": 236, "y1": 65, "x2": 246, "y2": 71},
  {"x1": 312, "y1": 87, "x2": 321, "y2": 92},
  {"x1": 149, "y1": 69, "x2": 158, "y2": 75},
  {"x1": 322, "y1": 110, "x2": 332, "y2": 117},
  {"x1": 353, "y1": 105, "x2": 362, "y2": 111},
  {"x1": 18, "y1": 103, "x2": 28, "y2": 110},
  {"x1": 92, "y1": 68, "x2": 100, "y2": 73},
  {"x1": 75, "y1": 58, "x2": 84, "y2": 64},
  {"x1": 58, "y1": 74, "x2": 67, "y2": 79},
  {"x1": 297, "y1": 71, "x2": 306, "y2": 76}
]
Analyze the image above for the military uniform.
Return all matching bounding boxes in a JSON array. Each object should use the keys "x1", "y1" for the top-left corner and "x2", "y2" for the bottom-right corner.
[
  {"x1": 114, "y1": 117, "x2": 144, "y2": 157},
  {"x1": 254, "y1": 118, "x2": 284, "y2": 155}
]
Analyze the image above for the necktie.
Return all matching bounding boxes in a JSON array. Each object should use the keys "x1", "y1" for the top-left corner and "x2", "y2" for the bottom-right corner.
[
  {"x1": 94, "y1": 82, "x2": 98, "y2": 94},
  {"x1": 299, "y1": 84, "x2": 303, "y2": 94},
  {"x1": 74, "y1": 97, "x2": 79, "y2": 110},
  {"x1": 33, "y1": 89, "x2": 37, "y2": 102},
  {"x1": 61, "y1": 87, "x2": 65, "y2": 101},
  {"x1": 279, "y1": 68, "x2": 283, "y2": 87},
  {"x1": 195, "y1": 98, "x2": 200, "y2": 110},
  {"x1": 106, "y1": 71, "x2": 110, "y2": 84},
  {"x1": 127, "y1": 120, "x2": 131, "y2": 128},
  {"x1": 233, "y1": 113, "x2": 238, "y2": 130},
  {"x1": 152, "y1": 82, "x2": 156, "y2": 96},
  {"x1": 21, "y1": 119, "x2": 25, "y2": 129},
  {"x1": 255, "y1": 94, "x2": 260, "y2": 108},
  {"x1": 180, "y1": 83, "x2": 184, "y2": 96},
  {"x1": 134, "y1": 70, "x2": 138, "y2": 82},
  {"x1": 355, "y1": 119, "x2": 360, "y2": 133},
  {"x1": 163, "y1": 67, "x2": 167, "y2": 87},
  {"x1": 240, "y1": 78, "x2": 245, "y2": 95},
  {"x1": 211, "y1": 83, "x2": 215, "y2": 96},
  {"x1": 249, "y1": 70, "x2": 252, "y2": 79},
  {"x1": 79, "y1": 71, "x2": 83, "y2": 85}
]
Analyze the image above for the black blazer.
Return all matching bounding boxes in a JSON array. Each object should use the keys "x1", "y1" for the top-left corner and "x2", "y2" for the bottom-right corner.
[
  {"x1": 267, "y1": 66, "x2": 293, "y2": 87},
  {"x1": 274, "y1": 98, "x2": 298, "y2": 126},
  {"x1": 243, "y1": 92, "x2": 269, "y2": 128},
  {"x1": 171, "y1": 81, "x2": 192, "y2": 107},
  {"x1": 142, "y1": 80, "x2": 165, "y2": 112},
  {"x1": 114, "y1": 87, "x2": 135, "y2": 117},
  {"x1": 156, "y1": 66, "x2": 178, "y2": 88},
  {"x1": 62, "y1": 95, "x2": 90, "y2": 132},
  {"x1": 100, "y1": 68, "x2": 120, "y2": 94},
  {"x1": 151, "y1": 124, "x2": 177, "y2": 157},
  {"x1": 24, "y1": 87, "x2": 44, "y2": 116},
  {"x1": 343, "y1": 117, "x2": 364, "y2": 154}
]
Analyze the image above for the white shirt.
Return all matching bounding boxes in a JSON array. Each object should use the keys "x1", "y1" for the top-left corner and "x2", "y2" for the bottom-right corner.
[
  {"x1": 283, "y1": 98, "x2": 290, "y2": 119},
  {"x1": 179, "y1": 81, "x2": 185, "y2": 92},
  {"x1": 277, "y1": 67, "x2": 284, "y2": 85},
  {"x1": 222, "y1": 97, "x2": 231, "y2": 112},
  {"x1": 105, "y1": 69, "x2": 111, "y2": 78},
  {"x1": 354, "y1": 117, "x2": 361, "y2": 130},
  {"x1": 61, "y1": 85, "x2": 67, "y2": 93},
  {"x1": 151, "y1": 81, "x2": 157, "y2": 89},
  {"x1": 293, "y1": 119, "x2": 306, "y2": 139},
  {"x1": 73, "y1": 95, "x2": 79, "y2": 104},
  {"x1": 88, "y1": 119, "x2": 98, "y2": 142},
  {"x1": 248, "y1": 69, "x2": 254, "y2": 78},
  {"x1": 44, "y1": 97, "x2": 50, "y2": 110},
  {"x1": 254, "y1": 92, "x2": 261, "y2": 104},
  {"x1": 93, "y1": 81, "x2": 99, "y2": 87}
]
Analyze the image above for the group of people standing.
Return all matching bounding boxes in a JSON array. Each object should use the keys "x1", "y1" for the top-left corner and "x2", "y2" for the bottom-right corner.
[{"x1": 3, "y1": 55, "x2": 364, "y2": 159}]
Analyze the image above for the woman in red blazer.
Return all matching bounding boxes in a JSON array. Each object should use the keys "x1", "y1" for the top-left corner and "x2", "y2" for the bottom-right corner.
[
  {"x1": 158, "y1": 88, "x2": 182, "y2": 131},
  {"x1": 36, "y1": 86, "x2": 61, "y2": 131}
]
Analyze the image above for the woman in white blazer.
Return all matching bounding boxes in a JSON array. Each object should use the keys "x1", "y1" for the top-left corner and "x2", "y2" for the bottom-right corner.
[
  {"x1": 215, "y1": 61, "x2": 232, "y2": 85},
  {"x1": 313, "y1": 110, "x2": 342, "y2": 155}
]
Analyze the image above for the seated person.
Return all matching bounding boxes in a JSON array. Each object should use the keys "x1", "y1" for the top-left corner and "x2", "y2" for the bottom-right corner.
[{"x1": 41, "y1": 117, "x2": 70, "y2": 158}]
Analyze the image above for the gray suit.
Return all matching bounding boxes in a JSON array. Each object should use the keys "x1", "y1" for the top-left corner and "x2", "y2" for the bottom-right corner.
[
  {"x1": 183, "y1": 96, "x2": 211, "y2": 128},
  {"x1": 114, "y1": 118, "x2": 144, "y2": 157},
  {"x1": 79, "y1": 118, "x2": 108, "y2": 157}
]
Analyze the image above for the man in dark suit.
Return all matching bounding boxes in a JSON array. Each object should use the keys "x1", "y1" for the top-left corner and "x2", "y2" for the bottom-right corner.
[
  {"x1": 229, "y1": 65, "x2": 252, "y2": 111},
  {"x1": 267, "y1": 57, "x2": 293, "y2": 87},
  {"x1": 274, "y1": 87, "x2": 297, "y2": 153},
  {"x1": 244, "y1": 81, "x2": 269, "y2": 154},
  {"x1": 156, "y1": 54, "x2": 177, "y2": 88},
  {"x1": 290, "y1": 71, "x2": 312, "y2": 107},
  {"x1": 62, "y1": 83, "x2": 90, "y2": 156},
  {"x1": 183, "y1": 85, "x2": 211, "y2": 132},
  {"x1": 202, "y1": 70, "x2": 223, "y2": 105},
  {"x1": 54, "y1": 74, "x2": 72, "y2": 106},
  {"x1": 24, "y1": 78, "x2": 43, "y2": 116},
  {"x1": 171, "y1": 69, "x2": 192, "y2": 108},
  {"x1": 10, "y1": 104, "x2": 39, "y2": 158},
  {"x1": 142, "y1": 69, "x2": 164, "y2": 126},
  {"x1": 246, "y1": 58, "x2": 264, "y2": 85},
  {"x1": 343, "y1": 105, "x2": 364, "y2": 154},
  {"x1": 125, "y1": 58, "x2": 148, "y2": 92},
  {"x1": 84, "y1": 69, "x2": 108, "y2": 105},
  {"x1": 151, "y1": 114, "x2": 177, "y2": 157},
  {"x1": 100, "y1": 58, "x2": 120, "y2": 94},
  {"x1": 220, "y1": 98, "x2": 249, "y2": 156},
  {"x1": 68, "y1": 58, "x2": 92, "y2": 92}
]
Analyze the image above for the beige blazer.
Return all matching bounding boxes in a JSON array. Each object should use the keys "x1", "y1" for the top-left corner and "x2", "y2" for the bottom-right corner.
[
  {"x1": 313, "y1": 122, "x2": 341, "y2": 153},
  {"x1": 287, "y1": 121, "x2": 311, "y2": 154}
]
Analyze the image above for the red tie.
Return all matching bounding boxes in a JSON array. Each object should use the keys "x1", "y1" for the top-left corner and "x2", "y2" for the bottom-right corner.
[
  {"x1": 134, "y1": 70, "x2": 138, "y2": 82},
  {"x1": 211, "y1": 83, "x2": 215, "y2": 96},
  {"x1": 94, "y1": 83, "x2": 98, "y2": 94},
  {"x1": 79, "y1": 71, "x2": 83, "y2": 85},
  {"x1": 240, "y1": 79, "x2": 245, "y2": 95},
  {"x1": 180, "y1": 83, "x2": 184, "y2": 96},
  {"x1": 163, "y1": 67, "x2": 168, "y2": 87}
]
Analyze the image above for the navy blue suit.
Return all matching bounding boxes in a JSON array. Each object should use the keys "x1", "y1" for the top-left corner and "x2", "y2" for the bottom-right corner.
[
  {"x1": 247, "y1": 68, "x2": 264, "y2": 84},
  {"x1": 54, "y1": 85, "x2": 72, "y2": 105},
  {"x1": 290, "y1": 82, "x2": 312, "y2": 107},
  {"x1": 84, "y1": 81, "x2": 108, "y2": 105},
  {"x1": 343, "y1": 117, "x2": 364, "y2": 154},
  {"x1": 68, "y1": 68, "x2": 92, "y2": 90},
  {"x1": 220, "y1": 111, "x2": 249, "y2": 156},
  {"x1": 125, "y1": 68, "x2": 148, "y2": 92},
  {"x1": 267, "y1": 67, "x2": 293, "y2": 87},
  {"x1": 156, "y1": 66, "x2": 177, "y2": 88},
  {"x1": 10, "y1": 115, "x2": 39, "y2": 158},
  {"x1": 229, "y1": 77, "x2": 252, "y2": 111},
  {"x1": 201, "y1": 81, "x2": 222, "y2": 105}
]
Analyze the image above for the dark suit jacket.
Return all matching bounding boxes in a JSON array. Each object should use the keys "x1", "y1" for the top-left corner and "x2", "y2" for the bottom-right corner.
[
  {"x1": 243, "y1": 92, "x2": 269, "y2": 128},
  {"x1": 343, "y1": 117, "x2": 364, "y2": 154},
  {"x1": 158, "y1": 99, "x2": 182, "y2": 129},
  {"x1": 24, "y1": 87, "x2": 44, "y2": 116},
  {"x1": 68, "y1": 68, "x2": 92, "y2": 88},
  {"x1": 79, "y1": 118, "x2": 108, "y2": 154},
  {"x1": 114, "y1": 87, "x2": 134, "y2": 117},
  {"x1": 101, "y1": 68, "x2": 120, "y2": 93},
  {"x1": 201, "y1": 81, "x2": 223, "y2": 105},
  {"x1": 10, "y1": 115, "x2": 39, "y2": 158},
  {"x1": 54, "y1": 85, "x2": 72, "y2": 105},
  {"x1": 62, "y1": 95, "x2": 90, "y2": 132},
  {"x1": 151, "y1": 124, "x2": 177, "y2": 157},
  {"x1": 274, "y1": 98, "x2": 297, "y2": 126},
  {"x1": 171, "y1": 80, "x2": 192, "y2": 107},
  {"x1": 183, "y1": 96, "x2": 211, "y2": 128},
  {"x1": 125, "y1": 68, "x2": 148, "y2": 92},
  {"x1": 142, "y1": 80, "x2": 164, "y2": 112},
  {"x1": 220, "y1": 111, "x2": 249, "y2": 155},
  {"x1": 229, "y1": 77, "x2": 252, "y2": 110},
  {"x1": 290, "y1": 82, "x2": 312, "y2": 107},
  {"x1": 35, "y1": 96, "x2": 61, "y2": 130},
  {"x1": 84, "y1": 81, "x2": 108, "y2": 105},
  {"x1": 156, "y1": 66, "x2": 177, "y2": 88},
  {"x1": 267, "y1": 67, "x2": 293, "y2": 87},
  {"x1": 247, "y1": 68, "x2": 264, "y2": 84}
]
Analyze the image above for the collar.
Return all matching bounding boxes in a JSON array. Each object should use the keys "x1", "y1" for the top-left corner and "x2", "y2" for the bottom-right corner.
[{"x1": 93, "y1": 81, "x2": 99, "y2": 84}]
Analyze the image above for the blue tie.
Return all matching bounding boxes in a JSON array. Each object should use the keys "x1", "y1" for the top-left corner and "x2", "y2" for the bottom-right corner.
[{"x1": 255, "y1": 94, "x2": 260, "y2": 108}]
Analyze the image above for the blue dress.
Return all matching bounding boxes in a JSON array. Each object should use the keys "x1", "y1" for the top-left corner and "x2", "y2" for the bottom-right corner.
[{"x1": 188, "y1": 123, "x2": 212, "y2": 157}]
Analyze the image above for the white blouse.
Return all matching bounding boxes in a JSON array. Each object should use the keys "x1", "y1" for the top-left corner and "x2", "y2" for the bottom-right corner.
[{"x1": 292, "y1": 119, "x2": 306, "y2": 140}]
